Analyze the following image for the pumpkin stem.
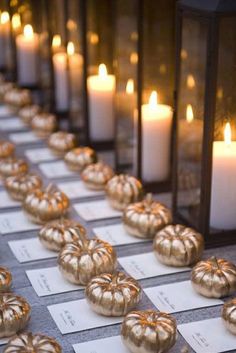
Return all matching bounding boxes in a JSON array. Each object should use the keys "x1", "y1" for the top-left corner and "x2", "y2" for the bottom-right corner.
[
  {"x1": 210, "y1": 256, "x2": 219, "y2": 268},
  {"x1": 146, "y1": 193, "x2": 153, "y2": 204},
  {"x1": 46, "y1": 183, "x2": 55, "y2": 193}
]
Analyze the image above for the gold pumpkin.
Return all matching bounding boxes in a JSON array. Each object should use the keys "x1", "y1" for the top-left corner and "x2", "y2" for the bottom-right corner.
[
  {"x1": 123, "y1": 194, "x2": 172, "y2": 239},
  {"x1": 64, "y1": 147, "x2": 97, "y2": 172},
  {"x1": 222, "y1": 298, "x2": 236, "y2": 335},
  {"x1": 0, "y1": 82, "x2": 15, "y2": 103},
  {"x1": 106, "y1": 174, "x2": 144, "y2": 211},
  {"x1": 153, "y1": 224, "x2": 204, "y2": 267},
  {"x1": 0, "y1": 157, "x2": 28, "y2": 178},
  {"x1": 18, "y1": 104, "x2": 41, "y2": 125},
  {"x1": 5, "y1": 173, "x2": 42, "y2": 201},
  {"x1": 0, "y1": 267, "x2": 12, "y2": 292},
  {"x1": 121, "y1": 310, "x2": 177, "y2": 353},
  {"x1": 3, "y1": 333, "x2": 62, "y2": 353},
  {"x1": 23, "y1": 184, "x2": 70, "y2": 224},
  {"x1": 39, "y1": 218, "x2": 87, "y2": 251},
  {"x1": 31, "y1": 113, "x2": 57, "y2": 138},
  {"x1": 0, "y1": 293, "x2": 31, "y2": 338},
  {"x1": 85, "y1": 271, "x2": 142, "y2": 317},
  {"x1": 58, "y1": 238, "x2": 117, "y2": 285},
  {"x1": 81, "y1": 162, "x2": 114, "y2": 190},
  {"x1": 4, "y1": 88, "x2": 32, "y2": 112},
  {"x1": 191, "y1": 257, "x2": 236, "y2": 298},
  {"x1": 48, "y1": 131, "x2": 77, "y2": 156},
  {"x1": 0, "y1": 141, "x2": 15, "y2": 159}
]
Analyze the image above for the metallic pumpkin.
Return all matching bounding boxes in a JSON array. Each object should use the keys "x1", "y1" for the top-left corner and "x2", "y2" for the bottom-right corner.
[
  {"x1": 81, "y1": 162, "x2": 114, "y2": 190},
  {"x1": 31, "y1": 113, "x2": 57, "y2": 138},
  {"x1": 0, "y1": 82, "x2": 15, "y2": 103},
  {"x1": 18, "y1": 104, "x2": 41, "y2": 125},
  {"x1": 39, "y1": 218, "x2": 87, "y2": 251},
  {"x1": 5, "y1": 173, "x2": 42, "y2": 201},
  {"x1": 121, "y1": 310, "x2": 177, "y2": 353},
  {"x1": 48, "y1": 131, "x2": 77, "y2": 156},
  {"x1": 191, "y1": 257, "x2": 236, "y2": 298},
  {"x1": 4, "y1": 88, "x2": 32, "y2": 112},
  {"x1": 0, "y1": 293, "x2": 31, "y2": 338},
  {"x1": 0, "y1": 141, "x2": 15, "y2": 159},
  {"x1": 3, "y1": 333, "x2": 62, "y2": 353},
  {"x1": 23, "y1": 184, "x2": 70, "y2": 224},
  {"x1": 123, "y1": 193, "x2": 172, "y2": 239},
  {"x1": 0, "y1": 267, "x2": 12, "y2": 292},
  {"x1": 85, "y1": 272, "x2": 142, "y2": 316},
  {"x1": 64, "y1": 147, "x2": 97, "y2": 172},
  {"x1": 0, "y1": 157, "x2": 28, "y2": 178},
  {"x1": 106, "y1": 174, "x2": 144, "y2": 211},
  {"x1": 58, "y1": 238, "x2": 117, "y2": 285},
  {"x1": 153, "y1": 224, "x2": 204, "y2": 267},
  {"x1": 222, "y1": 298, "x2": 236, "y2": 335}
]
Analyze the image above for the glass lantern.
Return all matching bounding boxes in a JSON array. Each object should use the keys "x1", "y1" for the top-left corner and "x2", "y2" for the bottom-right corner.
[
  {"x1": 115, "y1": 0, "x2": 176, "y2": 191},
  {"x1": 173, "y1": 0, "x2": 236, "y2": 247}
]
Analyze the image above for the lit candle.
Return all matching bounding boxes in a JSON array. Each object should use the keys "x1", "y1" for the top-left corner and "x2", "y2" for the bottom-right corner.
[
  {"x1": 16, "y1": 24, "x2": 39, "y2": 86},
  {"x1": 0, "y1": 11, "x2": 10, "y2": 69},
  {"x1": 52, "y1": 46, "x2": 69, "y2": 113},
  {"x1": 210, "y1": 123, "x2": 236, "y2": 229},
  {"x1": 87, "y1": 63, "x2": 115, "y2": 141},
  {"x1": 141, "y1": 91, "x2": 173, "y2": 182},
  {"x1": 52, "y1": 34, "x2": 62, "y2": 54},
  {"x1": 11, "y1": 13, "x2": 21, "y2": 36},
  {"x1": 67, "y1": 41, "x2": 83, "y2": 98}
]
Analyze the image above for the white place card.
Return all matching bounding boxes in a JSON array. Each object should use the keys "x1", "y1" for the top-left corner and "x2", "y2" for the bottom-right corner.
[
  {"x1": 57, "y1": 180, "x2": 104, "y2": 200},
  {"x1": 0, "y1": 210, "x2": 39, "y2": 235},
  {"x1": 25, "y1": 147, "x2": 57, "y2": 164},
  {"x1": 74, "y1": 200, "x2": 121, "y2": 221},
  {"x1": 0, "y1": 105, "x2": 12, "y2": 118},
  {"x1": 118, "y1": 252, "x2": 190, "y2": 280},
  {"x1": 0, "y1": 117, "x2": 26, "y2": 131},
  {"x1": 73, "y1": 336, "x2": 129, "y2": 353},
  {"x1": 26, "y1": 266, "x2": 82, "y2": 297},
  {"x1": 0, "y1": 338, "x2": 8, "y2": 346},
  {"x1": 39, "y1": 161, "x2": 76, "y2": 179},
  {"x1": 144, "y1": 281, "x2": 223, "y2": 314},
  {"x1": 9, "y1": 131, "x2": 41, "y2": 145},
  {"x1": 0, "y1": 190, "x2": 20, "y2": 209},
  {"x1": 8, "y1": 238, "x2": 57, "y2": 263},
  {"x1": 178, "y1": 317, "x2": 236, "y2": 353},
  {"x1": 48, "y1": 299, "x2": 122, "y2": 334},
  {"x1": 93, "y1": 224, "x2": 149, "y2": 246}
]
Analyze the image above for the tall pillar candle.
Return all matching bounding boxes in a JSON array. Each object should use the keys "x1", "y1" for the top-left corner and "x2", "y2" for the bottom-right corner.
[
  {"x1": 0, "y1": 12, "x2": 10, "y2": 69},
  {"x1": 210, "y1": 123, "x2": 236, "y2": 229},
  {"x1": 52, "y1": 52, "x2": 69, "y2": 112},
  {"x1": 87, "y1": 64, "x2": 115, "y2": 141},
  {"x1": 141, "y1": 91, "x2": 173, "y2": 182},
  {"x1": 16, "y1": 24, "x2": 39, "y2": 86}
]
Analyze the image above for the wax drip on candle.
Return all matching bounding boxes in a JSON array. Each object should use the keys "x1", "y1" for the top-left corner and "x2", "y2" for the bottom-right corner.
[
  {"x1": 0, "y1": 11, "x2": 10, "y2": 24},
  {"x1": 67, "y1": 41, "x2": 74, "y2": 56},
  {"x1": 126, "y1": 79, "x2": 134, "y2": 94},
  {"x1": 224, "y1": 122, "x2": 231, "y2": 147},
  {"x1": 52, "y1": 34, "x2": 61, "y2": 48},
  {"x1": 98, "y1": 63, "x2": 108, "y2": 78},
  {"x1": 23, "y1": 24, "x2": 33, "y2": 39},
  {"x1": 186, "y1": 104, "x2": 194, "y2": 123},
  {"x1": 12, "y1": 13, "x2": 21, "y2": 31}
]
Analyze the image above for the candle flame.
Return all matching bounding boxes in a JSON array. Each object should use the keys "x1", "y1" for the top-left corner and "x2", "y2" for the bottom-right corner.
[
  {"x1": 149, "y1": 91, "x2": 158, "y2": 108},
  {"x1": 23, "y1": 24, "x2": 33, "y2": 39},
  {"x1": 1, "y1": 11, "x2": 10, "y2": 24},
  {"x1": 224, "y1": 122, "x2": 231, "y2": 147},
  {"x1": 52, "y1": 34, "x2": 61, "y2": 48},
  {"x1": 186, "y1": 104, "x2": 194, "y2": 123},
  {"x1": 126, "y1": 79, "x2": 134, "y2": 94},
  {"x1": 67, "y1": 41, "x2": 74, "y2": 56},
  {"x1": 187, "y1": 74, "x2": 195, "y2": 89},
  {"x1": 12, "y1": 13, "x2": 21, "y2": 30},
  {"x1": 130, "y1": 52, "x2": 138, "y2": 65},
  {"x1": 99, "y1": 63, "x2": 107, "y2": 77}
]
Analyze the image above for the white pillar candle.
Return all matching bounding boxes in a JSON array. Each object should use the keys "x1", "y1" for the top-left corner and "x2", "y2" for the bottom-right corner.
[
  {"x1": 67, "y1": 42, "x2": 83, "y2": 95},
  {"x1": 52, "y1": 51, "x2": 69, "y2": 112},
  {"x1": 87, "y1": 63, "x2": 115, "y2": 141},
  {"x1": 210, "y1": 122, "x2": 236, "y2": 229},
  {"x1": 141, "y1": 91, "x2": 173, "y2": 182},
  {"x1": 16, "y1": 24, "x2": 39, "y2": 86},
  {"x1": 0, "y1": 12, "x2": 10, "y2": 69}
]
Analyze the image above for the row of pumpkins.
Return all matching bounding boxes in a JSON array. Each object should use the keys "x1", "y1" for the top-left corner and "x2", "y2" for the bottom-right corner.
[{"x1": 0, "y1": 80, "x2": 236, "y2": 352}]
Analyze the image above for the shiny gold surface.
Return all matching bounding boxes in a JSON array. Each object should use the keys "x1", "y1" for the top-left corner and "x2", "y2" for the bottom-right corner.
[
  {"x1": 65, "y1": 147, "x2": 97, "y2": 172},
  {"x1": 5, "y1": 173, "x2": 42, "y2": 201},
  {"x1": 0, "y1": 141, "x2": 15, "y2": 159},
  {"x1": 39, "y1": 218, "x2": 87, "y2": 251},
  {"x1": 31, "y1": 113, "x2": 57, "y2": 138},
  {"x1": 18, "y1": 104, "x2": 41, "y2": 125},
  {"x1": 106, "y1": 174, "x2": 144, "y2": 211},
  {"x1": 0, "y1": 293, "x2": 31, "y2": 338},
  {"x1": 0, "y1": 267, "x2": 12, "y2": 292},
  {"x1": 222, "y1": 298, "x2": 236, "y2": 335},
  {"x1": 123, "y1": 194, "x2": 172, "y2": 238},
  {"x1": 4, "y1": 88, "x2": 32, "y2": 110},
  {"x1": 0, "y1": 82, "x2": 15, "y2": 102},
  {"x1": 154, "y1": 224, "x2": 204, "y2": 267},
  {"x1": 23, "y1": 184, "x2": 70, "y2": 224},
  {"x1": 48, "y1": 131, "x2": 77, "y2": 157},
  {"x1": 121, "y1": 310, "x2": 177, "y2": 353},
  {"x1": 85, "y1": 272, "x2": 142, "y2": 316},
  {"x1": 191, "y1": 257, "x2": 236, "y2": 298},
  {"x1": 0, "y1": 157, "x2": 28, "y2": 178},
  {"x1": 58, "y1": 238, "x2": 117, "y2": 285},
  {"x1": 81, "y1": 162, "x2": 114, "y2": 190},
  {"x1": 3, "y1": 332, "x2": 62, "y2": 353}
]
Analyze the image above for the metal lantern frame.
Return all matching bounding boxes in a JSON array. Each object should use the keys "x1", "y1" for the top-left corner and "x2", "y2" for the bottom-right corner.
[{"x1": 173, "y1": 0, "x2": 236, "y2": 248}]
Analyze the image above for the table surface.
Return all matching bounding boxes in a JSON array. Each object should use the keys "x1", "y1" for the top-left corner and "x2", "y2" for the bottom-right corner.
[{"x1": 0, "y1": 113, "x2": 236, "y2": 353}]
